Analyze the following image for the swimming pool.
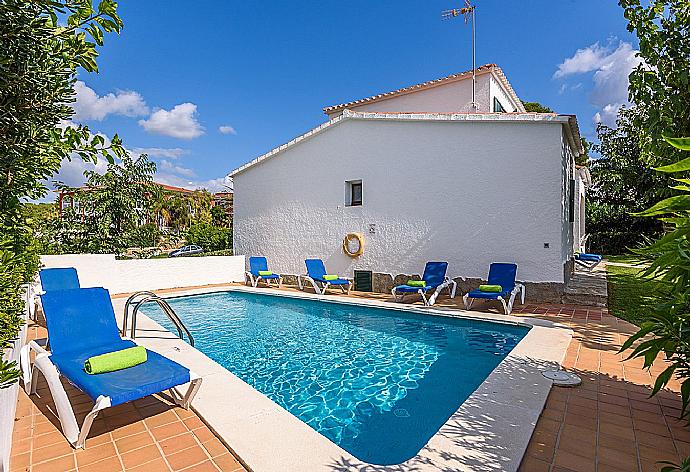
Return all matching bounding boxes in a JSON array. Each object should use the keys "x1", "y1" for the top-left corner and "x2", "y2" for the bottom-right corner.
[{"x1": 142, "y1": 291, "x2": 529, "y2": 465}]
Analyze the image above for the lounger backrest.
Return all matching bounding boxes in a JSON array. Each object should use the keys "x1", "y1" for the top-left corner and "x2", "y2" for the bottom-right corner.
[
  {"x1": 487, "y1": 263, "x2": 518, "y2": 290},
  {"x1": 305, "y1": 259, "x2": 327, "y2": 279},
  {"x1": 422, "y1": 261, "x2": 448, "y2": 287},
  {"x1": 40, "y1": 287, "x2": 122, "y2": 357},
  {"x1": 39, "y1": 267, "x2": 80, "y2": 292},
  {"x1": 249, "y1": 256, "x2": 268, "y2": 274}
]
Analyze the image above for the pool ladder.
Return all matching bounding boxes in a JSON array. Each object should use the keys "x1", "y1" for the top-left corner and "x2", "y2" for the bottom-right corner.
[{"x1": 122, "y1": 291, "x2": 195, "y2": 347}]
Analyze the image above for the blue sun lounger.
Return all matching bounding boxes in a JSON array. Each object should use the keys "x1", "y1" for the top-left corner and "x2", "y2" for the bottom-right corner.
[
  {"x1": 463, "y1": 263, "x2": 525, "y2": 315},
  {"x1": 20, "y1": 287, "x2": 201, "y2": 449},
  {"x1": 574, "y1": 253, "x2": 603, "y2": 271},
  {"x1": 39, "y1": 267, "x2": 80, "y2": 292},
  {"x1": 391, "y1": 261, "x2": 457, "y2": 306},
  {"x1": 246, "y1": 256, "x2": 283, "y2": 287},
  {"x1": 299, "y1": 258, "x2": 352, "y2": 295}
]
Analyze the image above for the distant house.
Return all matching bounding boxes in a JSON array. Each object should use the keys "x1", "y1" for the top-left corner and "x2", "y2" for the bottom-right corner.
[
  {"x1": 58, "y1": 183, "x2": 233, "y2": 231},
  {"x1": 230, "y1": 64, "x2": 589, "y2": 299}
]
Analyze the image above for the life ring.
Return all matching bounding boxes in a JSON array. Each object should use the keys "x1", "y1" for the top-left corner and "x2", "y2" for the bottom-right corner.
[{"x1": 343, "y1": 232, "x2": 365, "y2": 257}]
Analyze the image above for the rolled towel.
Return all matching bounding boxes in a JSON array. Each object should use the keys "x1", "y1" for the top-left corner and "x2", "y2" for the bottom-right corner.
[
  {"x1": 407, "y1": 280, "x2": 426, "y2": 287},
  {"x1": 323, "y1": 274, "x2": 339, "y2": 281},
  {"x1": 258, "y1": 270, "x2": 273, "y2": 276},
  {"x1": 84, "y1": 346, "x2": 147, "y2": 374},
  {"x1": 479, "y1": 284, "x2": 502, "y2": 293}
]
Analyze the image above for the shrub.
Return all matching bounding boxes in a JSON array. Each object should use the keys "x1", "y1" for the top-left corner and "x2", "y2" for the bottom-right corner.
[{"x1": 186, "y1": 223, "x2": 232, "y2": 252}]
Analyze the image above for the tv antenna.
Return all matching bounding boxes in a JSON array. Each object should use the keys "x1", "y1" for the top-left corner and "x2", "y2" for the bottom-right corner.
[{"x1": 442, "y1": 0, "x2": 477, "y2": 110}]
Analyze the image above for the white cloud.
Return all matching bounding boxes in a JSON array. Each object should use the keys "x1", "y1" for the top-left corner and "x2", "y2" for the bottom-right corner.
[
  {"x1": 218, "y1": 125, "x2": 237, "y2": 135},
  {"x1": 159, "y1": 159, "x2": 196, "y2": 178},
  {"x1": 72, "y1": 81, "x2": 149, "y2": 121},
  {"x1": 154, "y1": 173, "x2": 232, "y2": 193},
  {"x1": 554, "y1": 41, "x2": 643, "y2": 127},
  {"x1": 138, "y1": 103, "x2": 204, "y2": 139},
  {"x1": 131, "y1": 147, "x2": 188, "y2": 159}
]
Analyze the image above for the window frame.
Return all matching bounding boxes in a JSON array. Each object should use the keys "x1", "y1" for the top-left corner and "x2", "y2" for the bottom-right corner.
[
  {"x1": 493, "y1": 97, "x2": 506, "y2": 113},
  {"x1": 345, "y1": 179, "x2": 363, "y2": 207}
]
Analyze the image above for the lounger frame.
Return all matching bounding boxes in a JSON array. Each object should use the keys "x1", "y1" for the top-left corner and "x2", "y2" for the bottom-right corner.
[
  {"x1": 20, "y1": 339, "x2": 202, "y2": 449},
  {"x1": 463, "y1": 284, "x2": 526, "y2": 315},
  {"x1": 391, "y1": 277, "x2": 457, "y2": 307},
  {"x1": 298, "y1": 275, "x2": 352, "y2": 295},
  {"x1": 245, "y1": 271, "x2": 283, "y2": 288},
  {"x1": 574, "y1": 257, "x2": 602, "y2": 271}
]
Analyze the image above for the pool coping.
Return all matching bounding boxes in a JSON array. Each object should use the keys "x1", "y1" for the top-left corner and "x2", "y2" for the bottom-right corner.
[{"x1": 112, "y1": 284, "x2": 573, "y2": 472}]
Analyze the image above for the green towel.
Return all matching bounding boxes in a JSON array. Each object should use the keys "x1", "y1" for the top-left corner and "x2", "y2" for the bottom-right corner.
[
  {"x1": 84, "y1": 346, "x2": 147, "y2": 375},
  {"x1": 479, "y1": 284, "x2": 502, "y2": 293},
  {"x1": 407, "y1": 280, "x2": 426, "y2": 287},
  {"x1": 323, "y1": 274, "x2": 338, "y2": 281},
  {"x1": 258, "y1": 270, "x2": 273, "y2": 276}
]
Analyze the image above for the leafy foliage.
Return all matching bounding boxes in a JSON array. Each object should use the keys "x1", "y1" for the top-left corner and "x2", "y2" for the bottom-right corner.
[
  {"x1": 186, "y1": 223, "x2": 233, "y2": 252},
  {"x1": 588, "y1": 107, "x2": 667, "y2": 253},
  {"x1": 620, "y1": 137, "x2": 690, "y2": 421},
  {"x1": 521, "y1": 100, "x2": 554, "y2": 113},
  {"x1": 0, "y1": 0, "x2": 124, "y2": 385},
  {"x1": 55, "y1": 154, "x2": 157, "y2": 254},
  {"x1": 620, "y1": 0, "x2": 690, "y2": 166}
]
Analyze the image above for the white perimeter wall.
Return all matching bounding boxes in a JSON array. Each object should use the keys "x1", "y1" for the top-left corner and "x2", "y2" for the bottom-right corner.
[
  {"x1": 233, "y1": 119, "x2": 570, "y2": 283},
  {"x1": 40, "y1": 254, "x2": 245, "y2": 294}
]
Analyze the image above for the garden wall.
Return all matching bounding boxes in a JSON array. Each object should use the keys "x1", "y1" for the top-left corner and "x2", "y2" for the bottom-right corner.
[
  {"x1": 0, "y1": 288, "x2": 29, "y2": 472},
  {"x1": 40, "y1": 254, "x2": 246, "y2": 294}
]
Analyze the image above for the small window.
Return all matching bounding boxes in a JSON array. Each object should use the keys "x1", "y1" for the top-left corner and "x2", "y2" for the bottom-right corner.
[
  {"x1": 493, "y1": 97, "x2": 506, "y2": 113},
  {"x1": 346, "y1": 180, "x2": 362, "y2": 207}
]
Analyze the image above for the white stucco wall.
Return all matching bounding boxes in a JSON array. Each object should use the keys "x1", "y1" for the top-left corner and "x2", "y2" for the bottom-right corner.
[
  {"x1": 328, "y1": 73, "x2": 493, "y2": 117},
  {"x1": 233, "y1": 118, "x2": 571, "y2": 283},
  {"x1": 40, "y1": 254, "x2": 245, "y2": 294},
  {"x1": 490, "y1": 75, "x2": 519, "y2": 112}
]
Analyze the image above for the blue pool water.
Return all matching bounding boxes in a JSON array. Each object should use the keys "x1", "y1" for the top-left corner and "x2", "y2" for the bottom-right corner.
[{"x1": 142, "y1": 291, "x2": 528, "y2": 465}]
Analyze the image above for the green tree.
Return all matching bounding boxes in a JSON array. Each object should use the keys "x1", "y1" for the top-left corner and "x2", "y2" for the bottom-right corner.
[
  {"x1": 57, "y1": 154, "x2": 157, "y2": 253},
  {"x1": 587, "y1": 106, "x2": 667, "y2": 253},
  {"x1": 186, "y1": 223, "x2": 233, "y2": 252},
  {"x1": 0, "y1": 0, "x2": 125, "y2": 385},
  {"x1": 521, "y1": 100, "x2": 554, "y2": 113},
  {"x1": 620, "y1": 0, "x2": 690, "y2": 166}
]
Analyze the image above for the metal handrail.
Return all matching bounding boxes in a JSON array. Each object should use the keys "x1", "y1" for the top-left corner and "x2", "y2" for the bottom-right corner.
[
  {"x1": 123, "y1": 291, "x2": 195, "y2": 346},
  {"x1": 122, "y1": 291, "x2": 158, "y2": 337}
]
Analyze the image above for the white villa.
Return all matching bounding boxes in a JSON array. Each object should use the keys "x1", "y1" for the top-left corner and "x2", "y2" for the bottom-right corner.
[{"x1": 230, "y1": 64, "x2": 589, "y2": 300}]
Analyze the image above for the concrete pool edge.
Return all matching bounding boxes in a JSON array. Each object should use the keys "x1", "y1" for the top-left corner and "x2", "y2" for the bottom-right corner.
[{"x1": 113, "y1": 285, "x2": 572, "y2": 472}]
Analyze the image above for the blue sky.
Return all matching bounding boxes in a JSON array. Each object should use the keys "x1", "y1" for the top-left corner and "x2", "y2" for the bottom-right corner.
[{"x1": 55, "y1": 0, "x2": 640, "y2": 196}]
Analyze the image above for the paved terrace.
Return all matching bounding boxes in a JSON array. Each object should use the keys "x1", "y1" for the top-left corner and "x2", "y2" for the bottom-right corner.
[{"x1": 10, "y1": 284, "x2": 687, "y2": 472}]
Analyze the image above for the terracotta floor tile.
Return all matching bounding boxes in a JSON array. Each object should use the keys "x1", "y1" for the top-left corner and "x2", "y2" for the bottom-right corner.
[
  {"x1": 9, "y1": 451, "x2": 30, "y2": 471},
  {"x1": 159, "y1": 432, "x2": 199, "y2": 455},
  {"x1": 518, "y1": 455, "x2": 551, "y2": 472},
  {"x1": 213, "y1": 453, "x2": 244, "y2": 472},
  {"x1": 166, "y1": 445, "x2": 209, "y2": 471},
  {"x1": 78, "y1": 455, "x2": 124, "y2": 472},
  {"x1": 144, "y1": 410, "x2": 180, "y2": 429},
  {"x1": 202, "y1": 437, "x2": 230, "y2": 458},
  {"x1": 126, "y1": 457, "x2": 172, "y2": 472},
  {"x1": 31, "y1": 453, "x2": 75, "y2": 472},
  {"x1": 121, "y1": 444, "x2": 164, "y2": 469},
  {"x1": 598, "y1": 445, "x2": 639, "y2": 470},
  {"x1": 75, "y1": 442, "x2": 118, "y2": 468},
  {"x1": 180, "y1": 460, "x2": 221, "y2": 471},
  {"x1": 31, "y1": 440, "x2": 74, "y2": 464},
  {"x1": 150, "y1": 421, "x2": 189, "y2": 442},
  {"x1": 114, "y1": 431, "x2": 155, "y2": 454}
]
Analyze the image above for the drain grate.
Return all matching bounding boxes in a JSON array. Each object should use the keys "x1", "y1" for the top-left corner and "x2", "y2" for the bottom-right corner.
[{"x1": 542, "y1": 370, "x2": 581, "y2": 387}]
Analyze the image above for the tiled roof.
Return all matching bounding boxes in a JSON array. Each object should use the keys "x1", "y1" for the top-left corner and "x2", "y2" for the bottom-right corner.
[
  {"x1": 230, "y1": 110, "x2": 584, "y2": 177},
  {"x1": 322, "y1": 64, "x2": 525, "y2": 114}
]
